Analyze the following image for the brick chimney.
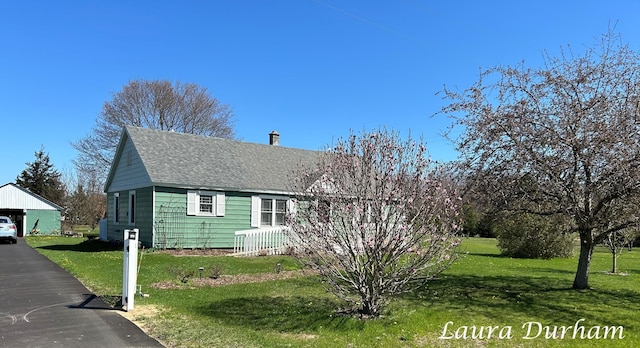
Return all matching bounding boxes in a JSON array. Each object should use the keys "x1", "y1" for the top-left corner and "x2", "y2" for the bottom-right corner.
[{"x1": 269, "y1": 130, "x2": 280, "y2": 146}]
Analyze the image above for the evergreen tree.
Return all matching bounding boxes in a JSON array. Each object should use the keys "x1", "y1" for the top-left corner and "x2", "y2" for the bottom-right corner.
[{"x1": 16, "y1": 147, "x2": 65, "y2": 205}]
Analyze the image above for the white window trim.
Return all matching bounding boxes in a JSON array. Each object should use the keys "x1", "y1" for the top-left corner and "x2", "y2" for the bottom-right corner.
[
  {"x1": 187, "y1": 190, "x2": 225, "y2": 217},
  {"x1": 114, "y1": 192, "x2": 120, "y2": 224},
  {"x1": 128, "y1": 190, "x2": 136, "y2": 225},
  {"x1": 251, "y1": 195, "x2": 293, "y2": 227}
]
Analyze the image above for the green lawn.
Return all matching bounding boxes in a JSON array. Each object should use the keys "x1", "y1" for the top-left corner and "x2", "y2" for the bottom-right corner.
[{"x1": 26, "y1": 236, "x2": 640, "y2": 347}]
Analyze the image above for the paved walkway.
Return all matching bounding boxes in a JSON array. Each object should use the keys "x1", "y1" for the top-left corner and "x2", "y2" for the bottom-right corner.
[{"x1": 0, "y1": 239, "x2": 163, "y2": 347}]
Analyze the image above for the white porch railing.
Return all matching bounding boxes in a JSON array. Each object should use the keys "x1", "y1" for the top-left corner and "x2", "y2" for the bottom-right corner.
[{"x1": 233, "y1": 226, "x2": 294, "y2": 256}]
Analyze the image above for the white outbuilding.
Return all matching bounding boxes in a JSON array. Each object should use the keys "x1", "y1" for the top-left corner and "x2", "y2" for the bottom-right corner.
[{"x1": 0, "y1": 183, "x2": 62, "y2": 237}]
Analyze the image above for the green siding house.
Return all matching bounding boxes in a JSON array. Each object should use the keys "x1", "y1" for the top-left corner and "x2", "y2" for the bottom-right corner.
[{"x1": 104, "y1": 126, "x2": 319, "y2": 249}]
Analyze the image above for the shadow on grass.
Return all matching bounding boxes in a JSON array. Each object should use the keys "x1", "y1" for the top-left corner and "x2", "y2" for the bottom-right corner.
[
  {"x1": 194, "y1": 295, "x2": 365, "y2": 333},
  {"x1": 35, "y1": 239, "x2": 122, "y2": 253},
  {"x1": 183, "y1": 272, "x2": 640, "y2": 339},
  {"x1": 462, "y1": 252, "x2": 510, "y2": 258},
  {"x1": 406, "y1": 273, "x2": 640, "y2": 326},
  {"x1": 513, "y1": 266, "x2": 576, "y2": 275}
]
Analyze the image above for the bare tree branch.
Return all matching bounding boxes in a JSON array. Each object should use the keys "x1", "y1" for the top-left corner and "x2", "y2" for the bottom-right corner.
[
  {"x1": 438, "y1": 29, "x2": 640, "y2": 289},
  {"x1": 73, "y1": 79, "x2": 235, "y2": 186}
]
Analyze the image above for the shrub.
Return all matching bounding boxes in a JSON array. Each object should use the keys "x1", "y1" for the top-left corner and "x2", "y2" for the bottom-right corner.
[
  {"x1": 496, "y1": 213, "x2": 574, "y2": 259},
  {"x1": 167, "y1": 266, "x2": 194, "y2": 284},
  {"x1": 209, "y1": 265, "x2": 222, "y2": 279},
  {"x1": 288, "y1": 128, "x2": 461, "y2": 317}
]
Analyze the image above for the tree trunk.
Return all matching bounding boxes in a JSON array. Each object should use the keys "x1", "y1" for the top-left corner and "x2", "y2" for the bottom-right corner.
[
  {"x1": 360, "y1": 291, "x2": 382, "y2": 317},
  {"x1": 610, "y1": 233, "x2": 617, "y2": 274},
  {"x1": 573, "y1": 231, "x2": 594, "y2": 289}
]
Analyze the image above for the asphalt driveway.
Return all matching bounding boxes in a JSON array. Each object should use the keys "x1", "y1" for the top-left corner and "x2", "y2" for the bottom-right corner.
[{"x1": 0, "y1": 238, "x2": 163, "y2": 347}]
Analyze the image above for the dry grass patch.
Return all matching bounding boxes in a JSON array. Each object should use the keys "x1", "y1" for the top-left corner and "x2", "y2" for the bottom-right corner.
[{"x1": 117, "y1": 304, "x2": 166, "y2": 346}]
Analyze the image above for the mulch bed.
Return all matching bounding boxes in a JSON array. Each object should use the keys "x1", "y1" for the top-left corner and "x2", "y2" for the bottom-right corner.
[
  {"x1": 150, "y1": 270, "x2": 310, "y2": 290},
  {"x1": 153, "y1": 248, "x2": 235, "y2": 256}
]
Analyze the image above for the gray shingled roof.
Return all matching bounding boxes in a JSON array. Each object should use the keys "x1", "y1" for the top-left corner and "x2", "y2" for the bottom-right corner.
[{"x1": 125, "y1": 126, "x2": 320, "y2": 193}]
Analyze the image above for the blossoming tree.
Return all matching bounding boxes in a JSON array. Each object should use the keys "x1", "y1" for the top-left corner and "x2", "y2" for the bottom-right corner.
[{"x1": 288, "y1": 128, "x2": 461, "y2": 317}]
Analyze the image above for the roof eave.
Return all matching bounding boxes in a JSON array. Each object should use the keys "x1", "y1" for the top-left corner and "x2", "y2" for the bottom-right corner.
[
  {"x1": 7, "y1": 183, "x2": 64, "y2": 211},
  {"x1": 150, "y1": 182, "x2": 299, "y2": 196}
]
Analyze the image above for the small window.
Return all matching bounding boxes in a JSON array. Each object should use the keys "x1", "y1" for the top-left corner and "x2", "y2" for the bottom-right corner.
[
  {"x1": 114, "y1": 193, "x2": 120, "y2": 224},
  {"x1": 128, "y1": 190, "x2": 136, "y2": 225},
  {"x1": 199, "y1": 194, "x2": 214, "y2": 214},
  {"x1": 187, "y1": 190, "x2": 225, "y2": 217}
]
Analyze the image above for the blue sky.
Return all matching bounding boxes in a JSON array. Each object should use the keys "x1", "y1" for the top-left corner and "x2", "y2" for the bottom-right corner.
[{"x1": 1, "y1": 1, "x2": 639, "y2": 186}]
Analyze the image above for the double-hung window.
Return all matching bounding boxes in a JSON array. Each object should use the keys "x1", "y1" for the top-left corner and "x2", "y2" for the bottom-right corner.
[
  {"x1": 187, "y1": 190, "x2": 225, "y2": 217},
  {"x1": 251, "y1": 196, "x2": 291, "y2": 227},
  {"x1": 199, "y1": 194, "x2": 214, "y2": 214}
]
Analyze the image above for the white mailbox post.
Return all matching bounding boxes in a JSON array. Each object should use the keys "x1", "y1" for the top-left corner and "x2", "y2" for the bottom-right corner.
[{"x1": 122, "y1": 229, "x2": 139, "y2": 311}]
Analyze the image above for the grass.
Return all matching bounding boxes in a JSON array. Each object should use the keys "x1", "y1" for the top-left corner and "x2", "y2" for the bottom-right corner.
[
  {"x1": 62, "y1": 224, "x2": 100, "y2": 238},
  {"x1": 26, "y1": 236, "x2": 640, "y2": 347}
]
